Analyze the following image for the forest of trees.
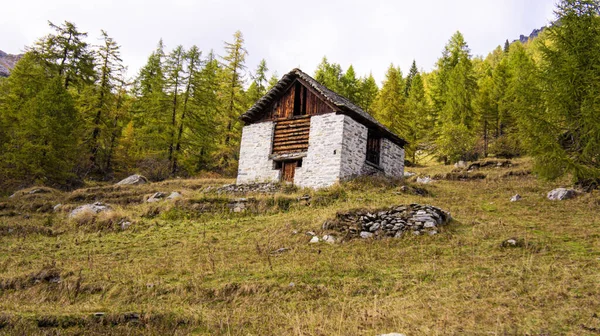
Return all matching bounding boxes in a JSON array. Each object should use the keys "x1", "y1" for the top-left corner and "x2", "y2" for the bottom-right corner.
[{"x1": 0, "y1": 0, "x2": 598, "y2": 192}]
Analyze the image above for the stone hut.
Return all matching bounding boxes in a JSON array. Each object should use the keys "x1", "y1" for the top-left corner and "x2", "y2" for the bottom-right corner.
[{"x1": 237, "y1": 68, "x2": 406, "y2": 189}]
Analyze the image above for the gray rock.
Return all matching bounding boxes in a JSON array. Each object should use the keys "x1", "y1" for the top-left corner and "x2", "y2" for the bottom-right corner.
[
  {"x1": 69, "y1": 202, "x2": 111, "y2": 218},
  {"x1": 116, "y1": 174, "x2": 148, "y2": 186},
  {"x1": 322, "y1": 235, "x2": 336, "y2": 244},
  {"x1": 360, "y1": 231, "x2": 374, "y2": 239},
  {"x1": 428, "y1": 230, "x2": 438, "y2": 236},
  {"x1": 120, "y1": 221, "x2": 132, "y2": 230},
  {"x1": 309, "y1": 236, "x2": 320, "y2": 243},
  {"x1": 510, "y1": 194, "x2": 522, "y2": 202},
  {"x1": 424, "y1": 221, "x2": 436, "y2": 228},
  {"x1": 369, "y1": 223, "x2": 381, "y2": 232},
  {"x1": 547, "y1": 188, "x2": 576, "y2": 201},
  {"x1": 166, "y1": 191, "x2": 182, "y2": 200},
  {"x1": 403, "y1": 171, "x2": 416, "y2": 178},
  {"x1": 416, "y1": 176, "x2": 434, "y2": 184},
  {"x1": 147, "y1": 192, "x2": 167, "y2": 203}
]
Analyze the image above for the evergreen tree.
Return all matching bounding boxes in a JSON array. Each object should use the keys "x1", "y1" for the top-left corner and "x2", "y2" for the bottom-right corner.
[
  {"x1": 247, "y1": 59, "x2": 269, "y2": 104},
  {"x1": 373, "y1": 64, "x2": 406, "y2": 136},
  {"x1": 29, "y1": 21, "x2": 95, "y2": 91},
  {"x1": 358, "y1": 73, "x2": 378, "y2": 114},
  {"x1": 220, "y1": 30, "x2": 247, "y2": 154},
  {"x1": 433, "y1": 32, "x2": 478, "y2": 162},
  {"x1": 404, "y1": 72, "x2": 430, "y2": 163},
  {"x1": 165, "y1": 45, "x2": 186, "y2": 165},
  {"x1": 340, "y1": 65, "x2": 359, "y2": 104},
  {"x1": 529, "y1": 0, "x2": 600, "y2": 184},
  {"x1": 89, "y1": 30, "x2": 124, "y2": 171},
  {"x1": 314, "y1": 57, "x2": 343, "y2": 93},
  {"x1": 404, "y1": 60, "x2": 418, "y2": 97}
]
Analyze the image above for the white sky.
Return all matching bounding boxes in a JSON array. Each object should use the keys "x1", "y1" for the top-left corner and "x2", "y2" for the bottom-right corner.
[{"x1": 1, "y1": 0, "x2": 556, "y2": 84}]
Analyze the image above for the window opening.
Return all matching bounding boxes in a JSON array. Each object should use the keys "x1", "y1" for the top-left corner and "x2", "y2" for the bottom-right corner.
[{"x1": 366, "y1": 130, "x2": 381, "y2": 165}]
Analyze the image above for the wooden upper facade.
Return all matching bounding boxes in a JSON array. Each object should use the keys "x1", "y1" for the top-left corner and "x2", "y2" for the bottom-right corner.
[{"x1": 240, "y1": 68, "x2": 407, "y2": 158}]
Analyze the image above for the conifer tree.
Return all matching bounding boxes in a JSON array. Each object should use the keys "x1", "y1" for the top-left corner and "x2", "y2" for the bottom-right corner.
[
  {"x1": 247, "y1": 59, "x2": 269, "y2": 104},
  {"x1": 220, "y1": 30, "x2": 247, "y2": 151},
  {"x1": 404, "y1": 60, "x2": 419, "y2": 97},
  {"x1": 374, "y1": 64, "x2": 406, "y2": 136},
  {"x1": 529, "y1": 0, "x2": 600, "y2": 184},
  {"x1": 340, "y1": 65, "x2": 359, "y2": 104},
  {"x1": 358, "y1": 73, "x2": 378, "y2": 114},
  {"x1": 89, "y1": 30, "x2": 124, "y2": 171},
  {"x1": 314, "y1": 57, "x2": 343, "y2": 93}
]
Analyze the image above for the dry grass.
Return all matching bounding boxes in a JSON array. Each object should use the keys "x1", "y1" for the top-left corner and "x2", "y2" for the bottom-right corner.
[{"x1": 0, "y1": 158, "x2": 599, "y2": 335}]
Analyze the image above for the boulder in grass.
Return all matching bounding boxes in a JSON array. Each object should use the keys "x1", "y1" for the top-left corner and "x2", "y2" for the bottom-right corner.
[
  {"x1": 69, "y1": 202, "x2": 111, "y2": 218},
  {"x1": 147, "y1": 192, "x2": 167, "y2": 203},
  {"x1": 116, "y1": 174, "x2": 148, "y2": 186},
  {"x1": 547, "y1": 188, "x2": 577, "y2": 201},
  {"x1": 510, "y1": 194, "x2": 522, "y2": 202}
]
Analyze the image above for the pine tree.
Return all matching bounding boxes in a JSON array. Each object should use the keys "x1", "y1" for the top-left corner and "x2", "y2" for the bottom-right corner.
[
  {"x1": 29, "y1": 21, "x2": 95, "y2": 91},
  {"x1": 247, "y1": 59, "x2": 269, "y2": 104},
  {"x1": 165, "y1": 45, "x2": 186, "y2": 166},
  {"x1": 172, "y1": 45, "x2": 202, "y2": 174},
  {"x1": 0, "y1": 54, "x2": 81, "y2": 187},
  {"x1": 220, "y1": 30, "x2": 247, "y2": 156},
  {"x1": 314, "y1": 57, "x2": 343, "y2": 93},
  {"x1": 358, "y1": 73, "x2": 378, "y2": 114},
  {"x1": 340, "y1": 65, "x2": 359, "y2": 104},
  {"x1": 373, "y1": 64, "x2": 406, "y2": 136},
  {"x1": 530, "y1": 0, "x2": 600, "y2": 184},
  {"x1": 89, "y1": 30, "x2": 124, "y2": 171},
  {"x1": 433, "y1": 31, "x2": 478, "y2": 162},
  {"x1": 404, "y1": 60, "x2": 418, "y2": 97},
  {"x1": 404, "y1": 72, "x2": 430, "y2": 163}
]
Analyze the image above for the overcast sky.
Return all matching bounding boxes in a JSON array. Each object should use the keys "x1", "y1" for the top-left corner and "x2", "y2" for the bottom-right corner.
[{"x1": 1, "y1": 0, "x2": 556, "y2": 84}]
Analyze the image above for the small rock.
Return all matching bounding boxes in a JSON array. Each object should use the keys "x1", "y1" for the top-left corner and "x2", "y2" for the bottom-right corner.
[
  {"x1": 424, "y1": 221, "x2": 436, "y2": 228},
  {"x1": 166, "y1": 191, "x2": 182, "y2": 200},
  {"x1": 289, "y1": 282, "x2": 295, "y2": 287},
  {"x1": 292, "y1": 230, "x2": 298, "y2": 235},
  {"x1": 369, "y1": 222, "x2": 381, "y2": 232},
  {"x1": 403, "y1": 171, "x2": 416, "y2": 178},
  {"x1": 547, "y1": 188, "x2": 577, "y2": 201},
  {"x1": 116, "y1": 174, "x2": 148, "y2": 186},
  {"x1": 322, "y1": 235, "x2": 336, "y2": 244},
  {"x1": 306, "y1": 231, "x2": 316, "y2": 236},
  {"x1": 360, "y1": 231, "x2": 374, "y2": 239},
  {"x1": 510, "y1": 194, "x2": 522, "y2": 202},
  {"x1": 428, "y1": 230, "x2": 438, "y2": 236},
  {"x1": 93, "y1": 312, "x2": 106, "y2": 318},
  {"x1": 120, "y1": 221, "x2": 132, "y2": 230},
  {"x1": 147, "y1": 192, "x2": 167, "y2": 203},
  {"x1": 416, "y1": 176, "x2": 434, "y2": 184},
  {"x1": 309, "y1": 236, "x2": 320, "y2": 243},
  {"x1": 53, "y1": 204, "x2": 62, "y2": 212}
]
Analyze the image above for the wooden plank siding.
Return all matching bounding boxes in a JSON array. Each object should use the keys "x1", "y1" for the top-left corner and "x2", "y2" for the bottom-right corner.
[
  {"x1": 272, "y1": 117, "x2": 311, "y2": 154},
  {"x1": 259, "y1": 79, "x2": 336, "y2": 122}
]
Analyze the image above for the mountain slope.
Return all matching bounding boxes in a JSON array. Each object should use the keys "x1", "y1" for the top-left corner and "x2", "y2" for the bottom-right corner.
[{"x1": 0, "y1": 50, "x2": 23, "y2": 77}]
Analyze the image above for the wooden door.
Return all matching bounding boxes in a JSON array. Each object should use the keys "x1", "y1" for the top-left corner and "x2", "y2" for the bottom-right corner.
[{"x1": 282, "y1": 161, "x2": 296, "y2": 183}]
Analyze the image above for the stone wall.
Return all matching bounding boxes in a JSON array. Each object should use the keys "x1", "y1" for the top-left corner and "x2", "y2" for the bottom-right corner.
[
  {"x1": 236, "y1": 113, "x2": 405, "y2": 188},
  {"x1": 236, "y1": 122, "x2": 280, "y2": 184},
  {"x1": 380, "y1": 138, "x2": 405, "y2": 178},
  {"x1": 339, "y1": 116, "x2": 368, "y2": 179},
  {"x1": 294, "y1": 113, "x2": 345, "y2": 189}
]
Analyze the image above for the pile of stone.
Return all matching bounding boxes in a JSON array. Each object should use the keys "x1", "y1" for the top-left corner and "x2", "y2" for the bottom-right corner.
[
  {"x1": 323, "y1": 204, "x2": 452, "y2": 239},
  {"x1": 215, "y1": 183, "x2": 280, "y2": 194},
  {"x1": 69, "y1": 202, "x2": 112, "y2": 218}
]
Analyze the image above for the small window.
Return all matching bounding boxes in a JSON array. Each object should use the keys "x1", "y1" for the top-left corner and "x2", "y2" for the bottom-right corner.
[
  {"x1": 274, "y1": 161, "x2": 283, "y2": 169},
  {"x1": 366, "y1": 130, "x2": 381, "y2": 165},
  {"x1": 296, "y1": 159, "x2": 303, "y2": 168}
]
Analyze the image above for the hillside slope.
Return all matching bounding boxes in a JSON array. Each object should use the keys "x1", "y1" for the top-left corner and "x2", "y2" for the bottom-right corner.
[
  {"x1": 0, "y1": 50, "x2": 22, "y2": 77},
  {"x1": 0, "y1": 158, "x2": 599, "y2": 335}
]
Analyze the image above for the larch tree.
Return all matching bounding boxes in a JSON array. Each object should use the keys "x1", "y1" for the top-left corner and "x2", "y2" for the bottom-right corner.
[
  {"x1": 373, "y1": 64, "x2": 406, "y2": 136},
  {"x1": 340, "y1": 65, "x2": 360, "y2": 104},
  {"x1": 531, "y1": 0, "x2": 600, "y2": 185},
  {"x1": 358, "y1": 73, "x2": 379, "y2": 114}
]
